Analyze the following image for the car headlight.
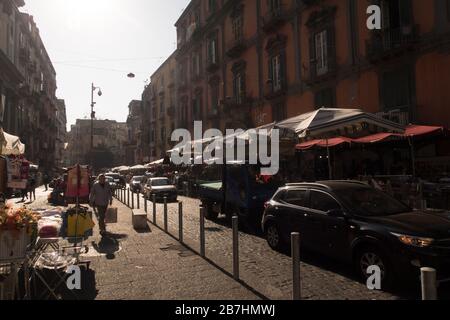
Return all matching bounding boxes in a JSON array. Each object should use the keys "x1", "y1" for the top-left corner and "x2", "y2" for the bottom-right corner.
[{"x1": 391, "y1": 233, "x2": 434, "y2": 247}]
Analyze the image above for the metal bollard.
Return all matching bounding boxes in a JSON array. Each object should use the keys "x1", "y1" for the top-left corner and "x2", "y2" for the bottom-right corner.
[
  {"x1": 421, "y1": 267, "x2": 437, "y2": 300},
  {"x1": 137, "y1": 192, "x2": 140, "y2": 209},
  {"x1": 200, "y1": 207, "x2": 205, "y2": 257},
  {"x1": 152, "y1": 194, "x2": 157, "y2": 224},
  {"x1": 127, "y1": 188, "x2": 130, "y2": 207},
  {"x1": 144, "y1": 194, "x2": 148, "y2": 213},
  {"x1": 178, "y1": 202, "x2": 183, "y2": 243},
  {"x1": 131, "y1": 191, "x2": 135, "y2": 209},
  {"x1": 164, "y1": 196, "x2": 168, "y2": 232},
  {"x1": 232, "y1": 216, "x2": 239, "y2": 280},
  {"x1": 291, "y1": 232, "x2": 301, "y2": 300}
]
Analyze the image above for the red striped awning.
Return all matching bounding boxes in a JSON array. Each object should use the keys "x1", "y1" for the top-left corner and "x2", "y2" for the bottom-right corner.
[
  {"x1": 296, "y1": 137, "x2": 353, "y2": 150},
  {"x1": 296, "y1": 125, "x2": 447, "y2": 150}
]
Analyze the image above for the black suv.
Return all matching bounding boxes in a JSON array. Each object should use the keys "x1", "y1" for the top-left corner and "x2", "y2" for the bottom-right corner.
[{"x1": 262, "y1": 181, "x2": 450, "y2": 286}]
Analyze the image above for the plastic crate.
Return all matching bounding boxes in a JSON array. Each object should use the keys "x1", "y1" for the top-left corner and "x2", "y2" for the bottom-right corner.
[{"x1": 0, "y1": 229, "x2": 30, "y2": 262}]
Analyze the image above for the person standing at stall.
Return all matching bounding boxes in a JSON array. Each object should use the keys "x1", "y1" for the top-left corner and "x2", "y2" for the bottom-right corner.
[
  {"x1": 43, "y1": 172, "x2": 50, "y2": 191},
  {"x1": 28, "y1": 174, "x2": 37, "y2": 202},
  {"x1": 89, "y1": 174, "x2": 113, "y2": 236}
]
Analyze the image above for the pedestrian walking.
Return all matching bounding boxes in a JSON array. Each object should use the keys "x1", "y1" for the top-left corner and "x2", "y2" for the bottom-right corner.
[
  {"x1": 21, "y1": 184, "x2": 29, "y2": 202},
  {"x1": 28, "y1": 174, "x2": 36, "y2": 202},
  {"x1": 89, "y1": 174, "x2": 113, "y2": 236},
  {"x1": 43, "y1": 172, "x2": 50, "y2": 191}
]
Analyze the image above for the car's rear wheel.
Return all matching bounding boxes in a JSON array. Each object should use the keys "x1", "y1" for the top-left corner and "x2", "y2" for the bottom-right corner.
[
  {"x1": 354, "y1": 245, "x2": 394, "y2": 289},
  {"x1": 266, "y1": 223, "x2": 283, "y2": 251}
]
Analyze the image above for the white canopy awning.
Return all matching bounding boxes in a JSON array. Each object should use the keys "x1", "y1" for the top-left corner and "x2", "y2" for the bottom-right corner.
[
  {"x1": 276, "y1": 108, "x2": 405, "y2": 138},
  {"x1": 0, "y1": 128, "x2": 25, "y2": 155}
]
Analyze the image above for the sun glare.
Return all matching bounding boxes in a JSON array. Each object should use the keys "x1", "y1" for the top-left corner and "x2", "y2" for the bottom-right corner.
[{"x1": 63, "y1": 0, "x2": 117, "y2": 29}]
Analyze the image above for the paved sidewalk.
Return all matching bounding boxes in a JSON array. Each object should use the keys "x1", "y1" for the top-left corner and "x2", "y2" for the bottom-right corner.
[{"x1": 79, "y1": 199, "x2": 260, "y2": 300}]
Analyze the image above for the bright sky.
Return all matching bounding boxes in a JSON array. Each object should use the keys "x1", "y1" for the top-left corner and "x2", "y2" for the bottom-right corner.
[{"x1": 22, "y1": 0, "x2": 190, "y2": 131}]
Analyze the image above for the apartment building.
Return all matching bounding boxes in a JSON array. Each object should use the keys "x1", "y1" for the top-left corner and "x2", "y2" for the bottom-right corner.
[
  {"x1": 173, "y1": 0, "x2": 450, "y2": 134},
  {"x1": 55, "y1": 99, "x2": 67, "y2": 168},
  {"x1": 67, "y1": 119, "x2": 128, "y2": 169},
  {"x1": 149, "y1": 52, "x2": 178, "y2": 159},
  {"x1": 125, "y1": 99, "x2": 142, "y2": 165},
  {"x1": 0, "y1": 0, "x2": 62, "y2": 171}
]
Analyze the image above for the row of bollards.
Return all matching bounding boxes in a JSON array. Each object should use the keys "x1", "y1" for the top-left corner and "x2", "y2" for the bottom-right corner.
[
  {"x1": 113, "y1": 190, "x2": 440, "y2": 301},
  {"x1": 114, "y1": 188, "x2": 302, "y2": 300}
]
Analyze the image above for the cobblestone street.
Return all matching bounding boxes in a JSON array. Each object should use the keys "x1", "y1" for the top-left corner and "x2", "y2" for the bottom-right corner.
[
  {"x1": 125, "y1": 189, "x2": 405, "y2": 300},
  {"x1": 11, "y1": 186, "x2": 449, "y2": 300}
]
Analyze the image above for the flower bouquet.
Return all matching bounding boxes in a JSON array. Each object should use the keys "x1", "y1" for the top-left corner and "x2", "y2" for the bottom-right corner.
[{"x1": 0, "y1": 202, "x2": 41, "y2": 261}]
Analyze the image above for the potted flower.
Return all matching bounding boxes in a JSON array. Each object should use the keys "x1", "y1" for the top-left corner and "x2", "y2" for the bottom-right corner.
[{"x1": 0, "y1": 202, "x2": 41, "y2": 260}]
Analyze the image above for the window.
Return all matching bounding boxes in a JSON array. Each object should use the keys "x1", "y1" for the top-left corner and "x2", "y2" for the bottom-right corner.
[
  {"x1": 381, "y1": 67, "x2": 413, "y2": 111},
  {"x1": 208, "y1": 36, "x2": 218, "y2": 65},
  {"x1": 310, "y1": 191, "x2": 341, "y2": 212},
  {"x1": 381, "y1": 0, "x2": 413, "y2": 30},
  {"x1": 283, "y1": 190, "x2": 308, "y2": 207},
  {"x1": 208, "y1": 0, "x2": 217, "y2": 13},
  {"x1": 160, "y1": 127, "x2": 166, "y2": 142},
  {"x1": 211, "y1": 84, "x2": 219, "y2": 114},
  {"x1": 232, "y1": 14, "x2": 243, "y2": 41},
  {"x1": 269, "y1": 54, "x2": 283, "y2": 92},
  {"x1": 192, "y1": 52, "x2": 201, "y2": 78},
  {"x1": 315, "y1": 30, "x2": 328, "y2": 76},
  {"x1": 150, "y1": 128, "x2": 155, "y2": 143},
  {"x1": 193, "y1": 94, "x2": 202, "y2": 120},
  {"x1": 268, "y1": 0, "x2": 281, "y2": 14},
  {"x1": 233, "y1": 72, "x2": 245, "y2": 104}
]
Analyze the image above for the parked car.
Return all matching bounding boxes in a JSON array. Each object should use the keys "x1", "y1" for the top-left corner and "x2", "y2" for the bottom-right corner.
[
  {"x1": 105, "y1": 176, "x2": 118, "y2": 190},
  {"x1": 105, "y1": 172, "x2": 125, "y2": 188},
  {"x1": 130, "y1": 176, "x2": 146, "y2": 193},
  {"x1": 262, "y1": 180, "x2": 450, "y2": 287},
  {"x1": 144, "y1": 177, "x2": 177, "y2": 202}
]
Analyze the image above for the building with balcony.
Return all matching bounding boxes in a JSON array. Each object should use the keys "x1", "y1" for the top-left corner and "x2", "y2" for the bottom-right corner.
[
  {"x1": 125, "y1": 99, "x2": 142, "y2": 165},
  {"x1": 67, "y1": 119, "x2": 128, "y2": 169},
  {"x1": 172, "y1": 0, "x2": 450, "y2": 134},
  {"x1": 1, "y1": 0, "x2": 63, "y2": 172},
  {"x1": 149, "y1": 52, "x2": 177, "y2": 159},
  {"x1": 54, "y1": 99, "x2": 67, "y2": 168}
]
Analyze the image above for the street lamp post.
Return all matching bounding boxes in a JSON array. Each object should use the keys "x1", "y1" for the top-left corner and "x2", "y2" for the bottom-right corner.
[{"x1": 90, "y1": 83, "x2": 102, "y2": 171}]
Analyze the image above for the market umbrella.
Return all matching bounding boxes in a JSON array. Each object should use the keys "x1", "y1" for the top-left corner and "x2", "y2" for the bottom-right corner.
[
  {"x1": 277, "y1": 108, "x2": 405, "y2": 179},
  {"x1": 0, "y1": 128, "x2": 26, "y2": 155}
]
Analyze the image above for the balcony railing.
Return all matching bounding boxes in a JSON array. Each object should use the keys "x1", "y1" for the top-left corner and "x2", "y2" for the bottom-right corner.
[
  {"x1": 366, "y1": 25, "x2": 419, "y2": 61},
  {"x1": 264, "y1": 81, "x2": 286, "y2": 100},
  {"x1": 206, "y1": 60, "x2": 220, "y2": 73},
  {"x1": 226, "y1": 38, "x2": 248, "y2": 59},
  {"x1": 223, "y1": 95, "x2": 253, "y2": 112},
  {"x1": 306, "y1": 57, "x2": 337, "y2": 84}
]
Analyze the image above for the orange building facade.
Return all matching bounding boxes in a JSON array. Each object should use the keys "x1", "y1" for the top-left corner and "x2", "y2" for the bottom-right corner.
[{"x1": 174, "y1": 0, "x2": 450, "y2": 133}]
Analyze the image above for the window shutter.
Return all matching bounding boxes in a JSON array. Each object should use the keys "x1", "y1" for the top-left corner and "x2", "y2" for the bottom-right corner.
[
  {"x1": 280, "y1": 51, "x2": 286, "y2": 89},
  {"x1": 326, "y1": 25, "x2": 336, "y2": 71},
  {"x1": 241, "y1": 72, "x2": 246, "y2": 97},
  {"x1": 309, "y1": 36, "x2": 316, "y2": 78},
  {"x1": 268, "y1": 56, "x2": 274, "y2": 84}
]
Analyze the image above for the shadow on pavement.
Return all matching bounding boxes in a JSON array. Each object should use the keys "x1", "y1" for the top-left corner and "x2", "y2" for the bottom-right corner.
[
  {"x1": 91, "y1": 236, "x2": 122, "y2": 260},
  {"x1": 25, "y1": 266, "x2": 98, "y2": 300},
  {"x1": 206, "y1": 214, "x2": 450, "y2": 299}
]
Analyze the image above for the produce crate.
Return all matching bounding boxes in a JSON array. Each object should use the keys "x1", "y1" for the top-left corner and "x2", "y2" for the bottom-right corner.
[{"x1": 0, "y1": 229, "x2": 30, "y2": 262}]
